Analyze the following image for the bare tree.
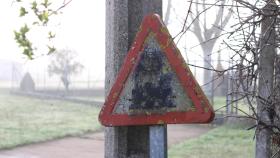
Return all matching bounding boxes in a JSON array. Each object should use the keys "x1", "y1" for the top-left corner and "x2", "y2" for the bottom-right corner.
[
  {"x1": 164, "y1": 0, "x2": 172, "y2": 25},
  {"x1": 219, "y1": 1, "x2": 279, "y2": 157},
  {"x1": 174, "y1": 0, "x2": 280, "y2": 157},
  {"x1": 48, "y1": 49, "x2": 84, "y2": 91},
  {"x1": 189, "y1": 0, "x2": 232, "y2": 102}
]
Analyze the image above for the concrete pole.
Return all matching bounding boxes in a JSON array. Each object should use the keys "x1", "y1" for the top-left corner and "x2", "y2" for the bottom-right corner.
[
  {"x1": 256, "y1": 1, "x2": 277, "y2": 158},
  {"x1": 105, "y1": 1, "x2": 162, "y2": 158}
]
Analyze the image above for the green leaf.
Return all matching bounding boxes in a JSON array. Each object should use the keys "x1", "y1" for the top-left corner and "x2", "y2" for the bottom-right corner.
[
  {"x1": 38, "y1": 14, "x2": 43, "y2": 22},
  {"x1": 19, "y1": 7, "x2": 28, "y2": 17},
  {"x1": 48, "y1": 32, "x2": 55, "y2": 39},
  {"x1": 47, "y1": 45, "x2": 56, "y2": 55},
  {"x1": 14, "y1": 31, "x2": 21, "y2": 40},
  {"x1": 23, "y1": 48, "x2": 34, "y2": 60},
  {"x1": 32, "y1": 21, "x2": 39, "y2": 25},
  {"x1": 31, "y1": 1, "x2": 37, "y2": 10},
  {"x1": 14, "y1": 24, "x2": 34, "y2": 59},
  {"x1": 42, "y1": 0, "x2": 51, "y2": 8},
  {"x1": 42, "y1": 11, "x2": 49, "y2": 22},
  {"x1": 20, "y1": 24, "x2": 29, "y2": 34},
  {"x1": 38, "y1": 11, "x2": 49, "y2": 24}
]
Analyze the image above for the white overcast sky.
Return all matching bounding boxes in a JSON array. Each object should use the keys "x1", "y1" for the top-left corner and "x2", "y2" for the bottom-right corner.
[
  {"x1": 0, "y1": 1, "x2": 230, "y2": 84},
  {"x1": 0, "y1": 1, "x2": 105, "y2": 81}
]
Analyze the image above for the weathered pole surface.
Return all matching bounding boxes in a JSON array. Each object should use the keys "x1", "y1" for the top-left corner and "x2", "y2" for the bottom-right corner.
[
  {"x1": 105, "y1": 1, "x2": 162, "y2": 158},
  {"x1": 256, "y1": 1, "x2": 277, "y2": 158},
  {"x1": 149, "y1": 125, "x2": 167, "y2": 158}
]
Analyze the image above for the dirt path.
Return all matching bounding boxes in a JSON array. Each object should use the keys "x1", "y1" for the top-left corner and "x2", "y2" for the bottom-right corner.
[{"x1": 0, "y1": 125, "x2": 211, "y2": 158}]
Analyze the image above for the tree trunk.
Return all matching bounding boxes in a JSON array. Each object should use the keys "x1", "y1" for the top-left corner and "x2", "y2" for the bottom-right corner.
[
  {"x1": 201, "y1": 42, "x2": 215, "y2": 104},
  {"x1": 188, "y1": 0, "x2": 231, "y2": 105},
  {"x1": 105, "y1": 1, "x2": 162, "y2": 158},
  {"x1": 272, "y1": 55, "x2": 280, "y2": 158},
  {"x1": 164, "y1": 0, "x2": 171, "y2": 25},
  {"x1": 256, "y1": 2, "x2": 277, "y2": 158}
]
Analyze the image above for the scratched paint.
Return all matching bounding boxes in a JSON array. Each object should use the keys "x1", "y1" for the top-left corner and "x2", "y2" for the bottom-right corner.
[{"x1": 113, "y1": 34, "x2": 194, "y2": 115}]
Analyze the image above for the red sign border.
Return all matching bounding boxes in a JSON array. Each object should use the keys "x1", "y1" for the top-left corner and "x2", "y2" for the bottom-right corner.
[{"x1": 99, "y1": 14, "x2": 215, "y2": 126}]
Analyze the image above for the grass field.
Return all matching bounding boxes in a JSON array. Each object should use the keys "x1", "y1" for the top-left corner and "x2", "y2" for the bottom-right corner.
[
  {"x1": 0, "y1": 87, "x2": 255, "y2": 156},
  {"x1": 0, "y1": 89, "x2": 101, "y2": 149},
  {"x1": 169, "y1": 125, "x2": 255, "y2": 158},
  {"x1": 213, "y1": 96, "x2": 253, "y2": 115}
]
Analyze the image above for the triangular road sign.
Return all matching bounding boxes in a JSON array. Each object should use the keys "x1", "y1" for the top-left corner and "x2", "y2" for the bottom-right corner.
[{"x1": 99, "y1": 14, "x2": 214, "y2": 126}]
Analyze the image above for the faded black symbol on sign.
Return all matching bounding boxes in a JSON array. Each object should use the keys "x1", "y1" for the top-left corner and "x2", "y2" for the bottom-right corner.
[{"x1": 129, "y1": 47, "x2": 176, "y2": 110}]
